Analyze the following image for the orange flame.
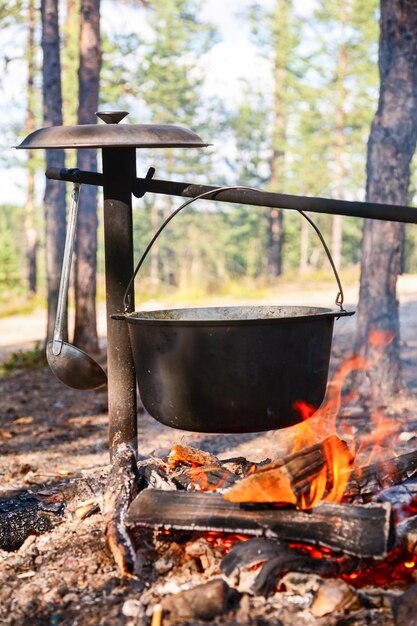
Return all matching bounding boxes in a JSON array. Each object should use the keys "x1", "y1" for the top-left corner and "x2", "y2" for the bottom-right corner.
[{"x1": 289, "y1": 329, "x2": 396, "y2": 507}]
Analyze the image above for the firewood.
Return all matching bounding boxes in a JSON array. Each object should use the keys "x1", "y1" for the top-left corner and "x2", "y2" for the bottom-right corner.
[
  {"x1": 126, "y1": 490, "x2": 393, "y2": 558},
  {"x1": 253, "y1": 553, "x2": 357, "y2": 597},
  {"x1": 345, "y1": 450, "x2": 417, "y2": 500},
  {"x1": 224, "y1": 435, "x2": 353, "y2": 507},
  {"x1": 103, "y1": 443, "x2": 139, "y2": 577},
  {"x1": 373, "y1": 477, "x2": 417, "y2": 508},
  {"x1": 221, "y1": 538, "x2": 359, "y2": 597},
  {"x1": 220, "y1": 456, "x2": 264, "y2": 477},
  {"x1": 0, "y1": 490, "x2": 65, "y2": 551},
  {"x1": 167, "y1": 443, "x2": 220, "y2": 470},
  {"x1": 174, "y1": 465, "x2": 238, "y2": 492}
]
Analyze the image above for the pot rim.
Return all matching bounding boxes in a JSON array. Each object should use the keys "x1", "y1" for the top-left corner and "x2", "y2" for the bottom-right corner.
[{"x1": 118, "y1": 304, "x2": 355, "y2": 327}]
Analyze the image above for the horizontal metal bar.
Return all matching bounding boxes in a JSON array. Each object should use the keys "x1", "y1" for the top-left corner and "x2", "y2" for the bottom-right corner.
[
  {"x1": 46, "y1": 167, "x2": 104, "y2": 186},
  {"x1": 139, "y1": 179, "x2": 417, "y2": 224},
  {"x1": 46, "y1": 167, "x2": 417, "y2": 224}
]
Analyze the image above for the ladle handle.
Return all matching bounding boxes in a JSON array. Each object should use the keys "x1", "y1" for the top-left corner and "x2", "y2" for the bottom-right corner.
[
  {"x1": 124, "y1": 186, "x2": 346, "y2": 313},
  {"x1": 51, "y1": 183, "x2": 81, "y2": 355}
]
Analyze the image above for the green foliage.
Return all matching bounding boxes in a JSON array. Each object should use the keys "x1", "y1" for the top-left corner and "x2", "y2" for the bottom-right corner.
[
  {"x1": 0, "y1": 342, "x2": 46, "y2": 376},
  {"x1": 3, "y1": 0, "x2": 416, "y2": 315},
  {"x1": 0, "y1": 204, "x2": 26, "y2": 293}
]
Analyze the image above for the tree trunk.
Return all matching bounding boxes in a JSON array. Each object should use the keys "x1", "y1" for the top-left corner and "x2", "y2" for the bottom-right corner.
[
  {"x1": 354, "y1": 0, "x2": 417, "y2": 401},
  {"x1": 41, "y1": 0, "x2": 67, "y2": 343},
  {"x1": 74, "y1": 0, "x2": 101, "y2": 353},
  {"x1": 267, "y1": 0, "x2": 288, "y2": 279},
  {"x1": 24, "y1": 0, "x2": 38, "y2": 296},
  {"x1": 331, "y1": 0, "x2": 347, "y2": 270}
]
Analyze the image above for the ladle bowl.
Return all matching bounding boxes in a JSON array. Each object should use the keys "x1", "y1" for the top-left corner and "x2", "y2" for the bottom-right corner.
[{"x1": 47, "y1": 340, "x2": 107, "y2": 390}]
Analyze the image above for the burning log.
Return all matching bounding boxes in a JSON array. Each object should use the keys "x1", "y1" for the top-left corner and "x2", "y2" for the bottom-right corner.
[
  {"x1": 345, "y1": 450, "x2": 417, "y2": 500},
  {"x1": 224, "y1": 435, "x2": 354, "y2": 508},
  {"x1": 126, "y1": 490, "x2": 394, "y2": 558},
  {"x1": 173, "y1": 464, "x2": 238, "y2": 492},
  {"x1": 103, "y1": 443, "x2": 139, "y2": 577}
]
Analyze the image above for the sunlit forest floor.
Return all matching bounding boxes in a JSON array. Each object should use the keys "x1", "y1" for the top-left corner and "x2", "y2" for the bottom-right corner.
[{"x1": 1, "y1": 276, "x2": 417, "y2": 624}]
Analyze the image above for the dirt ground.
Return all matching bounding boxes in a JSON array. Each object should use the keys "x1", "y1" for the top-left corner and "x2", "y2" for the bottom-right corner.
[{"x1": 1, "y1": 280, "x2": 417, "y2": 625}]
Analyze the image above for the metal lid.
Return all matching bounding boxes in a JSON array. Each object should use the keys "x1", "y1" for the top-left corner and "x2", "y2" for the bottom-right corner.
[{"x1": 15, "y1": 114, "x2": 209, "y2": 149}]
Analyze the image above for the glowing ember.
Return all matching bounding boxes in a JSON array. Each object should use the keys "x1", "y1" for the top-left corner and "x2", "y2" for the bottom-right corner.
[
  {"x1": 342, "y1": 550, "x2": 417, "y2": 589},
  {"x1": 205, "y1": 531, "x2": 249, "y2": 554}
]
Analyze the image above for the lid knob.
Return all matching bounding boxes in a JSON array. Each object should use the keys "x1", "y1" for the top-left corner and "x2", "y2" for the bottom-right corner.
[{"x1": 96, "y1": 111, "x2": 129, "y2": 124}]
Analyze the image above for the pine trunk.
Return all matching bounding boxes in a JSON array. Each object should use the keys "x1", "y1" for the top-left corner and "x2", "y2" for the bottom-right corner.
[
  {"x1": 24, "y1": 0, "x2": 38, "y2": 296},
  {"x1": 41, "y1": 0, "x2": 67, "y2": 342},
  {"x1": 354, "y1": 0, "x2": 417, "y2": 401},
  {"x1": 267, "y1": 0, "x2": 288, "y2": 279},
  {"x1": 74, "y1": 0, "x2": 101, "y2": 353}
]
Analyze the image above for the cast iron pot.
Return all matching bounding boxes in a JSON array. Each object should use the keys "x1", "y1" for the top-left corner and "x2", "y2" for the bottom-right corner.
[
  {"x1": 123, "y1": 304, "x2": 353, "y2": 433},
  {"x1": 119, "y1": 187, "x2": 354, "y2": 434}
]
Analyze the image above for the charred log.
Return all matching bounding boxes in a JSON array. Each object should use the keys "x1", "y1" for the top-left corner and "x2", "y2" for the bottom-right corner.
[
  {"x1": 126, "y1": 490, "x2": 394, "y2": 558},
  {"x1": 221, "y1": 538, "x2": 359, "y2": 597},
  {"x1": 345, "y1": 450, "x2": 417, "y2": 500},
  {"x1": 0, "y1": 490, "x2": 65, "y2": 551}
]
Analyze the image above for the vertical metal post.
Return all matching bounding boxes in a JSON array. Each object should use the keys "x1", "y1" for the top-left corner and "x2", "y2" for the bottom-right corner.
[{"x1": 102, "y1": 146, "x2": 137, "y2": 459}]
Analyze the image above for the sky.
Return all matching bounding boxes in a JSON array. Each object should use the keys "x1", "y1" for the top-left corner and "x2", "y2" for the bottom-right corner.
[{"x1": 0, "y1": 0, "x2": 317, "y2": 205}]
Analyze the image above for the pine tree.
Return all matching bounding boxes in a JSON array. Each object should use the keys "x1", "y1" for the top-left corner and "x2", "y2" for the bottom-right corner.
[
  {"x1": 248, "y1": 0, "x2": 300, "y2": 278},
  {"x1": 310, "y1": 0, "x2": 379, "y2": 269},
  {"x1": 24, "y1": 0, "x2": 38, "y2": 296},
  {"x1": 137, "y1": 0, "x2": 218, "y2": 288},
  {"x1": 354, "y1": 0, "x2": 417, "y2": 401}
]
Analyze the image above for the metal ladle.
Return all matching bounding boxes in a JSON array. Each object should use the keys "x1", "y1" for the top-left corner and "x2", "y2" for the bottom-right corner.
[{"x1": 46, "y1": 183, "x2": 107, "y2": 390}]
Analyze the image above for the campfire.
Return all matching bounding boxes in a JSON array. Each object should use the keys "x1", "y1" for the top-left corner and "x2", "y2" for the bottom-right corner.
[{"x1": 115, "y1": 329, "x2": 417, "y2": 623}]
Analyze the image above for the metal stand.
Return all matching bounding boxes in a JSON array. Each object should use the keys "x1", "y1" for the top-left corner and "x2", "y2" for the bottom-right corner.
[{"x1": 102, "y1": 146, "x2": 137, "y2": 459}]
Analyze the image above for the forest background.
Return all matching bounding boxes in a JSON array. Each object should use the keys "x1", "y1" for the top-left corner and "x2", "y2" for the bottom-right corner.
[{"x1": 0, "y1": 0, "x2": 415, "y2": 383}]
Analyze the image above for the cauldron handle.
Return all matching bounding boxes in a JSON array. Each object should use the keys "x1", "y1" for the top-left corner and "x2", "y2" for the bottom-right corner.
[
  {"x1": 297, "y1": 210, "x2": 345, "y2": 312},
  {"x1": 122, "y1": 187, "x2": 346, "y2": 314}
]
